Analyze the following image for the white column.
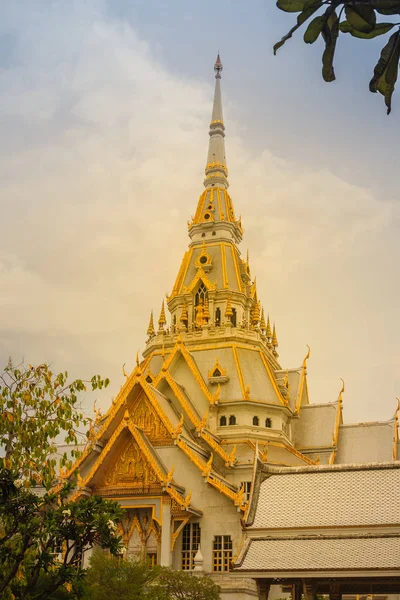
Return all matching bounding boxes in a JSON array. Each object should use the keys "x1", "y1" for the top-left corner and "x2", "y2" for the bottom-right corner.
[{"x1": 160, "y1": 501, "x2": 172, "y2": 566}]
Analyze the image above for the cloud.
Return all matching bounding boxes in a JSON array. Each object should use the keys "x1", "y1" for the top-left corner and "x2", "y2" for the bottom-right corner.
[{"x1": 1, "y1": 0, "x2": 399, "y2": 423}]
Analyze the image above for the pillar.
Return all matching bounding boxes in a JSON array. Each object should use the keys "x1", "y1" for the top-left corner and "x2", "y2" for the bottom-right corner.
[
  {"x1": 329, "y1": 581, "x2": 342, "y2": 600},
  {"x1": 160, "y1": 500, "x2": 172, "y2": 566}
]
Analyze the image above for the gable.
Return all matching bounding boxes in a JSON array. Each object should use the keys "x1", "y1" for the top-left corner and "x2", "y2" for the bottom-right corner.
[
  {"x1": 130, "y1": 389, "x2": 173, "y2": 446},
  {"x1": 103, "y1": 436, "x2": 160, "y2": 488}
]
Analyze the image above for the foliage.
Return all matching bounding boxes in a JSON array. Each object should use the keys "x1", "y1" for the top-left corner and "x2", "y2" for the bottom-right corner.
[
  {"x1": 154, "y1": 568, "x2": 221, "y2": 600},
  {"x1": 82, "y1": 552, "x2": 162, "y2": 600},
  {"x1": 275, "y1": 0, "x2": 400, "y2": 113},
  {"x1": 0, "y1": 359, "x2": 109, "y2": 489},
  {"x1": 0, "y1": 468, "x2": 124, "y2": 600},
  {"x1": 83, "y1": 552, "x2": 221, "y2": 600}
]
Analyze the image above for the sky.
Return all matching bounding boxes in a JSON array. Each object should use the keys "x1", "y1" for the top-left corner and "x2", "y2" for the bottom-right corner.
[{"x1": 0, "y1": 0, "x2": 399, "y2": 425}]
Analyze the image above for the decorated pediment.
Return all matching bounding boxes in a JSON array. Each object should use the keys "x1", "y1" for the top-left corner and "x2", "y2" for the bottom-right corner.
[
  {"x1": 131, "y1": 390, "x2": 173, "y2": 446},
  {"x1": 183, "y1": 267, "x2": 216, "y2": 294},
  {"x1": 103, "y1": 437, "x2": 160, "y2": 488}
]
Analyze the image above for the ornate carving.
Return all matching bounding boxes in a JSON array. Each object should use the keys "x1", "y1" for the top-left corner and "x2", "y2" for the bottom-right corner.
[
  {"x1": 104, "y1": 438, "x2": 158, "y2": 487},
  {"x1": 132, "y1": 391, "x2": 172, "y2": 445}
]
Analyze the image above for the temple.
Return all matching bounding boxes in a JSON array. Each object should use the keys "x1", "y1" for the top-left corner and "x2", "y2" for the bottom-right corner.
[{"x1": 68, "y1": 56, "x2": 400, "y2": 599}]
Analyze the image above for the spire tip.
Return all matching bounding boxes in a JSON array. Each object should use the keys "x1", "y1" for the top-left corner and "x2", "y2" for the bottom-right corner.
[{"x1": 214, "y1": 53, "x2": 223, "y2": 79}]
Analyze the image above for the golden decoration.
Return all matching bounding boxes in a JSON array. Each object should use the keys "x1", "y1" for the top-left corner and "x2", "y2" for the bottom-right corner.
[
  {"x1": 173, "y1": 414, "x2": 184, "y2": 438},
  {"x1": 165, "y1": 466, "x2": 174, "y2": 485},
  {"x1": 122, "y1": 363, "x2": 129, "y2": 378},
  {"x1": 260, "y1": 308, "x2": 267, "y2": 331},
  {"x1": 196, "y1": 409, "x2": 209, "y2": 431},
  {"x1": 266, "y1": 314, "x2": 272, "y2": 339},
  {"x1": 208, "y1": 357, "x2": 227, "y2": 379},
  {"x1": 158, "y1": 301, "x2": 166, "y2": 330},
  {"x1": 225, "y1": 295, "x2": 233, "y2": 318},
  {"x1": 226, "y1": 444, "x2": 236, "y2": 467},
  {"x1": 201, "y1": 453, "x2": 213, "y2": 478},
  {"x1": 302, "y1": 344, "x2": 311, "y2": 370},
  {"x1": 147, "y1": 311, "x2": 155, "y2": 337},
  {"x1": 212, "y1": 383, "x2": 221, "y2": 404},
  {"x1": 131, "y1": 391, "x2": 171, "y2": 444},
  {"x1": 183, "y1": 491, "x2": 192, "y2": 508},
  {"x1": 244, "y1": 384, "x2": 251, "y2": 400},
  {"x1": 104, "y1": 438, "x2": 158, "y2": 488}
]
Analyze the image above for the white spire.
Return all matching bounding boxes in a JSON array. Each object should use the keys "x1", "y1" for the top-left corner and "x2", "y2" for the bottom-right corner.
[{"x1": 204, "y1": 54, "x2": 228, "y2": 189}]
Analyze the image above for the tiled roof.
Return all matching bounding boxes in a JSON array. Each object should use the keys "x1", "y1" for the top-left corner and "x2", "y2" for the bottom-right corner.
[
  {"x1": 251, "y1": 467, "x2": 400, "y2": 529},
  {"x1": 236, "y1": 536, "x2": 400, "y2": 572}
]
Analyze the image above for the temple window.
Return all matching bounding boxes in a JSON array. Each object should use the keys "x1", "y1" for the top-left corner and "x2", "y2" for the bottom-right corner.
[
  {"x1": 253, "y1": 416, "x2": 259, "y2": 426},
  {"x1": 147, "y1": 553, "x2": 157, "y2": 566},
  {"x1": 240, "y1": 481, "x2": 252, "y2": 502},
  {"x1": 181, "y1": 523, "x2": 200, "y2": 570},
  {"x1": 212, "y1": 535, "x2": 232, "y2": 572},
  {"x1": 265, "y1": 418, "x2": 272, "y2": 428},
  {"x1": 212, "y1": 231, "x2": 216, "y2": 236},
  {"x1": 215, "y1": 307, "x2": 221, "y2": 326},
  {"x1": 229, "y1": 415, "x2": 236, "y2": 426},
  {"x1": 213, "y1": 368, "x2": 221, "y2": 377},
  {"x1": 219, "y1": 416, "x2": 226, "y2": 426},
  {"x1": 195, "y1": 282, "x2": 208, "y2": 307},
  {"x1": 231, "y1": 308, "x2": 237, "y2": 327},
  {"x1": 202, "y1": 233, "x2": 206, "y2": 237}
]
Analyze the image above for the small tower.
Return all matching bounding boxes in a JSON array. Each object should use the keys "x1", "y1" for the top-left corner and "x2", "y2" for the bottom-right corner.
[
  {"x1": 158, "y1": 301, "x2": 167, "y2": 332},
  {"x1": 147, "y1": 311, "x2": 155, "y2": 339}
]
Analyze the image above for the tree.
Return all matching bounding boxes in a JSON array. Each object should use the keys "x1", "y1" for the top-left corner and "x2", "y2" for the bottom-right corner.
[
  {"x1": 0, "y1": 360, "x2": 124, "y2": 599},
  {"x1": 83, "y1": 553, "x2": 221, "y2": 600},
  {"x1": 155, "y1": 568, "x2": 221, "y2": 600},
  {"x1": 82, "y1": 552, "x2": 162, "y2": 600},
  {"x1": 0, "y1": 359, "x2": 109, "y2": 489},
  {"x1": 275, "y1": 1, "x2": 400, "y2": 114}
]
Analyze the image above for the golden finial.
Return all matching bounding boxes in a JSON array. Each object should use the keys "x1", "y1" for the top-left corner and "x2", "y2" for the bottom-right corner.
[
  {"x1": 173, "y1": 414, "x2": 184, "y2": 437},
  {"x1": 165, "y1": 466, "x2": 174, "y2": 485},
  {"x1": 122, "y1": 363, "x2": 129, "y2": 378},
  {"x1": 302, "y1": 345, "x2": 311, "y2": 370},
  {"x1": 77, "y1": 472, "x2": 83, "y2": 488},
  {"x1": 197, "y1": 409, "x2": 209, "y2": 431},
  {"x1": 158, "y1": 300, "x2": 166, "y2": 330},
  {"x1": 283, "y1": 369, "x2": 289, "y2": 388},
  {"x1": 183, "y1": 490, "x2": 192, "y2": 508},
  {"x1": 260, "y1": 308, "x2": 266, "y2": 332},
  {"x1": 315, "y1": 455, "x2": 320, "y2": 465},
  {"x1": 93, "y1": 400, "x2": 102, "y2": 424},
  {"x1": 147, "y1": 311, "x2": 155, "y2": 337},
  {"x1": 225, "y1": 295, "x2": 233, "y2": 318},
  {"x1": 136, "y1": 351, "x2": 142, "y2": 376},
  {"x1": 235, "y1": 483, "x2": 245, "y2": 507},
  {"x1": 227, "y1": 444, "x2": 236, "y2": 467},
  {"x1": 202, "y1": 453, "x2": 213, "y2": 478},
  {"x1": 180, "y1": 301, "x2": 188, "y2": 327},
  {"x1": 266, "y1": 314, "x2": 272, "y2": 339},
  {"x1": 272, "y1": 324, "x2": 278, "y2": 348},
  {"x1": 338, "y1": 378, "x2": 345, "y2": 404},
  {"x1": 250, "y1": 300, "x2": 260, "y2": 328},
  {"x1": 123, "y1": 405, "x2": 130, "y2": 421}
]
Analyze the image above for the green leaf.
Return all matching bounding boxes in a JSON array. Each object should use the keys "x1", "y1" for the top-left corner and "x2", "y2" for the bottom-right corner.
[
  {"x1": 276, "y1": 0, "x2": 306, "y2": 12},
  {"x1": 304, "y1": 15, "x2": 326, "y2": 43},
  {"x1": 340, "y1": 21, "x2": 395, "y2": 39},
  {"x1": 274, "y1": 2, "x2": 323, "y2": 53},
  {"x1": 370, "y1": 29, "x2": 400, "y2": 114},
  {"x1": 345, "y1": 6, "x2": 376, "y2": 33},
  {"x1": 321, "y1": 10, "x2": 339, "y2": 82}
]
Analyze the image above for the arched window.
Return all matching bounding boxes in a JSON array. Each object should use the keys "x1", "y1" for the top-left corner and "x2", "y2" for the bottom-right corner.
[
  {"x1": 265, "y1": 418, "x2": 272, "y2": 428},
  {"x1": 231, "y1": 308, "x2": 237, "y2": 327},
  {"x1": 229, "y1": 415, "x2": 236, "y2": 426},
  {"x1": 215, "y1": 307, "x2": 221, "y2": 326},
  {"x1": 253, "y1": 416, "x2": 259, "y2": 426},
  {"x1": 219, "y1": 416, "x2": 226, "y2": 426},
  {"x1": 195, "y1": 282, "x2": 208, "y2": 307},
  {"x1": 146, "y1": 375, "x2": 153, "y2": 383},
  {"x1": 212, "y1": 231, "x2": 216, "y2": 236}
]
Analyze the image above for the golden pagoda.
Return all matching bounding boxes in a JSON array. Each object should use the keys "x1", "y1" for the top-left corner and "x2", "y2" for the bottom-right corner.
[{"x1": 69, "y1": 55, "x2": 400, "y2": 598}]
